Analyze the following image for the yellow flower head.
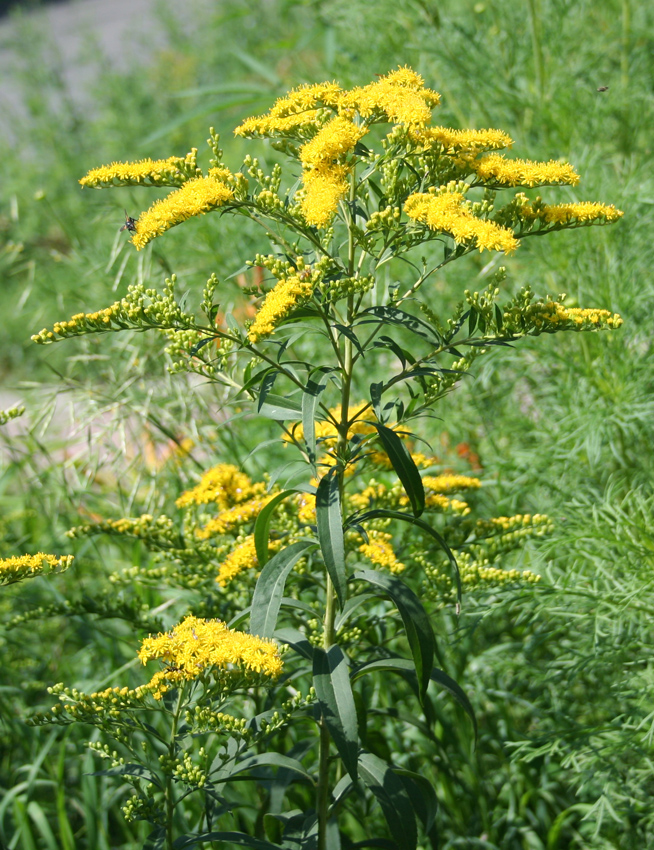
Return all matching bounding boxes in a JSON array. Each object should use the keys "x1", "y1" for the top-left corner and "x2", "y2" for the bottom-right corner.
[
  {"x1": 405, "y1": 191, "x2": 519, "y2": 253},
  {"x1": 300, "y1": 164, "x2": 350, "y2": 228},
  {"x1": 520, "y1": 200, "x2": 624, "y2": 225},
  {"x1": 470, "y1": 153, "x2": 580, "y2": 187},
  {"x1": 410, "y1": 126, "x2": 514, "y2": 154},
  {"x1": 197, "y1": 494, "x2": 277, "y2": 539},
  {"x1": 138, "y1": 615, "x2": 283, "y2": 698},
  {"x1": 0, "y1": 553, "x2": 74, "y2": 586},
  {"x1": 358, "y1": 530, "x2": 406, "y2": 574},
  {"x1": 338, "y1": 67, "x2": 440, "y2": 127},
  {"x1": 248, "y1": 272, "x2": 316, "y2": 343},
  {"x1": 131, "y1": 175, "x2": 234, "y2": 250},
  {"x1": 79, "y1": 157, "x2": 187, "y2": 188},
  {"x1": 537, "y1": 303, "x2": 623, "y2": 329},
  {"x1": 176, "y1": 464, "x2": 264, "y2": 510},
  {"x1": 234, "y1": 82, "x2": 344, "y2": 138},
  {"x1": 216, "y1": 535, "x2": 258, "y2": 587}
]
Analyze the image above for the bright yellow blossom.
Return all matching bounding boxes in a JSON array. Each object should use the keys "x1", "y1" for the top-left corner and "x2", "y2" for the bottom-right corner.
[
  {"x1": 520, "y1": 200, "x2": 624, "y2": 225},
  {"x1": 138, "y1": 615, "x2": 283, "y2": 699},
  {"x1": 234, "y1": 82, "x2": 344, "y2": 138},
  {"x1": 176, "y1": 464, "x2": 264, "y2": 509},
  {"x1": 0, "y1": 553, "x2": 74, "y2": 586},
  {"x1": 248, "y1": 273, "x2": 316, "y2": 343},
  {"x1": 470, "y1": 153, "x2": 580, "y2": 187},
  {"x1": 338, "y1": 67, "x2": 440, "y2": 126},
  {"x1": 537, "y1": 303, "x2": 623, "y2": 329},
  {"x1": 131, "y1": 175, "x2": 234, "y2": 250},
  {"x1": 79, "y1": 157, "x2": 187, "y2": 188},
  {"x1": 197, "y1": 494, "x2": 277, "y2": 539},
  {"x1": 410, "y1": 126, "x2": 513, "y2": 153},
  {"x1": 358, "y1": 530, "x2": 406, "y2": 574},
  {"x1": 422, "y1": 474, "x2": 481, "y2": 493},
  {"x1": 216, "y1": 535, "x2": 258, "y2": 587},
  {"x1": 405, "y1": 191, "x2": 519, "y2": 253}
]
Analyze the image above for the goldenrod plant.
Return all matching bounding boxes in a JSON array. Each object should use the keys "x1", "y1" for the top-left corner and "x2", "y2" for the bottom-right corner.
[{"x1": 30, "y1": 68, "x2": 623, "y2": 849}]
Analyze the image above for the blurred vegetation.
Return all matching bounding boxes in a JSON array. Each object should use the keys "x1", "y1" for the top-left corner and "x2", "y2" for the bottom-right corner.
[{"x1": 1, "y1": 0, "x2": 653, "y2": 847}]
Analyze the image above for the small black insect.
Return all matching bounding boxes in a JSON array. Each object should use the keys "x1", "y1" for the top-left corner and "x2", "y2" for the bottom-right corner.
[
  {"x1": 120, "y1": 210, "x2": 138, "y2": 232},
  {"x1": 597, "y1": 85, "x2": 609, "y2": 92}
]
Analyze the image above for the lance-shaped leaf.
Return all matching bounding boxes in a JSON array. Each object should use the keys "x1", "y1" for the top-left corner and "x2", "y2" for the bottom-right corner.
[
  {"x1": 351, "y1": 508, "x2": 461, "y2": 607},
  {"x1": 353, "y1": 569, "x2": 435, "y2": 702},
  {"x1": 218, "y1": 752, "x2": 314, "y2": 785},
  {"x1": 250, "y1": 540, "x2": 316, "y2": 638},
  {"x1": 313, "y1": 645, "x2": 359, "y2": 781},
  {"x1": 373, "y1": 423, "x2": 425, "y2": 517},
  {"x1": 316, "y1": 470, "x2": 347, "y2": 607},
  {"x1": 301, "y1": 373, "x2": 328, "y2": 464},
  {"x1": 357, "y1": 305, "x2": 443, "y2": 346},
  {"x1": 257, "y1": 393, "x2": 303, "y2": 421},
  {"x1": 173, "y1": 832, "x2": 282, "y2": 850},
  {"x1": 253, "y1": 489, "x2": 299, "y2": 566},
  {"x1": 358, "y1": 752, "x2": 418, "y2": 850}
]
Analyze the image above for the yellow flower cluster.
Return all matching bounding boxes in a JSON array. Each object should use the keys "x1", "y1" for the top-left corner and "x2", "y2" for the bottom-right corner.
[
  {"x1": 405, "y1": 191, "x2": 519, "y2": 254},
  {"x1": 470, "y1": 153, "x2": 580, "y2": 187},
  {"x1": 358, "y1": 530, "x2": 406, "y2": 574},
  {"x1": 299, "y1": 117, "x2": 367, "y2": 226},
  {"x1": 296, "y1": 493, "x2": 317, "y2": 525},
  {"x1": 216, "y1": 535, "x2": 258, "y2": 587},
  {"x1": 79, "y1": 156, "x2": 187, "y2": 187},
  {"x1": 338, "y1": 67, "x2": 440, "y2": 127},
  {"x1": 422, "y1": 474, "x2": 481, "y2": 493},
  {"x1": 0, "y1": 553, "x2": 74, "y2": 586},
  {"x1": 176, "y1": 464, "x2": 264, "y2": 509},
  {"x1": 248, "y1": 273, "x2": 316, "y2": 342},
  {"x1": 197, "y1": 495, "x2": 277, "y2": 539},
  {"x1": 234, "y1": 81, "x2": 344, "y2": 137},
  {"x1": 537, "y1": 303, "x2": 623, "y2": 329},
  {"x1": 521, "y1": 200, "x2": 624, "y2": 225},
  {"x1": 410, "y1": 126, "x2": 513, "y2": 153},
  {"x1": 131, "y1": 175, "x2": 234, "y2": 250},
  {"x1": 138, "y1": 615, "x2": 283, "y2": 698}
]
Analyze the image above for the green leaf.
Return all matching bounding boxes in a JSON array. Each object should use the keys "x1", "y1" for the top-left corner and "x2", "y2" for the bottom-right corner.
[
  {"x1": 302, "y1": 374, "x2": 328, "y2": 464},
  {"x1": 352, "y1": 508, "x2": 461, "y2": 607},
  {"x1": 174, "y1": 831, "x2": 281, "y2": 850},
  {"x1": 257, "y1": 393, "x2": 303, "y2": 421},
  {"x1": 253, "y1": 489, "x2": 299, "y2": 566},
  {"x1": 221, "y1": 753, "x2": 314, "y2": 785},
  {"x1": 353, "y1": 569, "x2": 435, "y2": 702},
  {"x1": 250, "y1": 541, "x2": 316, "y2": 638},
  {"x1": 316, "y1": 470, "x2": 347, "y2": 607},
  {"x1": 430, "y1": 667, "x2": 478, "y2": 740},
  {"x1": 358, "y1": 752, "x2": 418, "y2": 850},
  {"x1": 334, "y1": 593, "x2": 375, "y2": 631},
  {"x1": 358, "y1": 305, "x2": 443, "y2": 346},
  {"x1": 393, "y1": 769, "x2": 439, "y2": 833},
  {"x1": 313, "y1": 645, "x2": 359, "y2": 781},
  {"x1": 373, "y1": 423, "x2": 425, "y2": 517},
  {"x1": 274, "y1": 626, "x2": 314, "y2": 661}
]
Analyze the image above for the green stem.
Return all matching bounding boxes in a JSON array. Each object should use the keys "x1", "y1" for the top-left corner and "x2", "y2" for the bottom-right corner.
[
  {"x1": 317, "y1": 170, "x2": 358, "y2": 850},
  {"x1": 165, "y1": 685, "x2": 186, "y2": 850}
]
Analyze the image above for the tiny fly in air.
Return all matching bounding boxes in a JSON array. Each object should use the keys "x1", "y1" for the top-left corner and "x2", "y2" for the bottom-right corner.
[
  {"x1": 597, "y1": 85, "x2": 609, "y2": 92},
  {"x1": 120, "y1": 210, "x2": 138, "y2": 232}
]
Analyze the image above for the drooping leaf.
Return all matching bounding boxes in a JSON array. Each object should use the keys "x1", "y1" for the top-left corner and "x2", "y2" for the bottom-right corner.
[
  {"x1": 253, "y1": 489, "x2": 299, "y2": 566},
  {"x1": 274, "y1": 626, "x2": 314, "y2": 661},
  {"x1": 393, "y1": 769, "x2": 439, "y2": 833},
  {"x1": 92, "y1": 764, "x2": 162, "y2": 788},
  {"x1": 313, "y1": 645, "x2": 359, "y2": 781},
  {"x1": 353, "y1": 569, "x2": 435, "y2": 702},
  {"x1": 358, "y1": 752, "x2": 418, "y2": 850},
  {"x1": 219, "y1": 753, "x2": 314, "y2": 785},
  {"x1": 250, "y1": 541, "x2": 316, "y2": 638},
  {"x1": 373, "y1": 423, "x2": 425, "y2": 517},
  {"x1": 316, "y1": 470, "x2": 347, "y2": 607},
  {"x1": 173, "y1": 831, "x2": 282, "y2": 850},
  {"x1": 351, "y1": 508, "x2": 461, "y2": 607},
  {"x1": 358, "y1": 306, "x2": 443, "y2": 346}
]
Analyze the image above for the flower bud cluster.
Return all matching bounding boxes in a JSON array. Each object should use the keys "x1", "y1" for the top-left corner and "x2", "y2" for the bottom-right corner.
[
  {"x1": 159, "y1": 749, "x2": 208, "y2": 788},
  {"x1": 365, "y1": 206, "x2": 402, "y2": 233},
  {"x1": 122, "y1": 793, "x2": 165, "y2": 824},
  {"x1": 67, "y1": 514, "x2": 181, "y2": 550},
  {"x1": 186, "y1": 705, "x2": 251, "y2": 736},
  {"x1": 0, "y1": 405, "x2": 25, "y2": 426}
]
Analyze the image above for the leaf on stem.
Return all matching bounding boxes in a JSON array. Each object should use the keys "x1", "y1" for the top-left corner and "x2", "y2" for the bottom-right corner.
[
  {"x1": 373, "y1": 423, "x2": 425, "y2": 517},
  {"x1": 313, "y1": 645, "x2": 359, "y2": 781},
  {"x1": 250, "y1": 540, "x2": 316, "y2": 638},
  {"x1": 316, "y1": 469, "x2": 347, "y2": 607}
]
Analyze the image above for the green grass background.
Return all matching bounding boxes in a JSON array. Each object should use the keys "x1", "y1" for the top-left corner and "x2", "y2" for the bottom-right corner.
[{"x1": 1, "y1": 0, "x2": 653, "y2": 847}]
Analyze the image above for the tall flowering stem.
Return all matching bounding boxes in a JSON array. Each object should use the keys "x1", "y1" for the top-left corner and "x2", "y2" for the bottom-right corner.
[{"x1": 31, "y1": 67, "x2": 625, "y2": 849}]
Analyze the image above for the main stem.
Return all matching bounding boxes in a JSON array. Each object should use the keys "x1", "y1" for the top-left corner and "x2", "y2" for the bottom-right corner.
[
  {"x1": 165, "y1": 686, "x2": 185, "y2": 850},
  {"x1": 316, "y1": 171, "x2": 358, "y2": 850}
]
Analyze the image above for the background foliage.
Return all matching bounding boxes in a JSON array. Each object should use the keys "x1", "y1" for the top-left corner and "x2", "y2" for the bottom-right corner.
[{"x1": 1, "y1": 0, "x2": 653, "y2": 848}]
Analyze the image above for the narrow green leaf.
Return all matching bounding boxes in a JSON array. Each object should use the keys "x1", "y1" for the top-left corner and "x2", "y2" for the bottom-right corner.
[
  {"x1": 253, "y1": 489, "x2": 299, "y2": 566},
  {"x1": 257, "y1": 393, "x2": 303, "y2": 421},
  {"x1": 257, "y1": 369, "x2": 278, "y2": 412},
  {"x1": 334, "y1": 593, "x2": 375, "y2": 631},
  {"x1": 302, "y1": 375, "x2": 328, "y2": 464},
  {"x1": 351, "y1": 508, "x2": 461, "y2": 607},
  {"x1": 374, "y1": 423, "x2": 425, "y2": 517},
  {"x1": 316, "y1": 470, "x2": 347, "y2": 607},
  {"x1": 250, "y1": 541, "x2": 316, "y2": 638},
  {"x1": 353, "y1": 569, "x2": 435, "y2": 702},
  {"x1": 430, "y1": 667, "x2": 478, "y2": 740},
  {"x1": 393, "y1": 769, "x2": 438, "y2": 832},
  {"x1": 358, "y1": 305, "x2": 443, "y2": 345},
  {"x1": 358, "y1": 752, "x2": 418, "y2": 850},
  {"x1": 313, "y1": 645, "x2": 359, "y2": 781},
  {"x1": 274, "y1": 626, "x2": 314, "y2": 661},
  {"x1": 220, "y1": 753, "x2": 314, "y2": 784},
  {"x1": 174, "y1": 831, "x2": 281, "y2": 850}
]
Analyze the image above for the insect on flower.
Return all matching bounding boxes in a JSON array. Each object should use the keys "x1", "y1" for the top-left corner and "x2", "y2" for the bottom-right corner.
[{"x1": 120, "y1": 210, "x2": 138, "y2": 232}]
